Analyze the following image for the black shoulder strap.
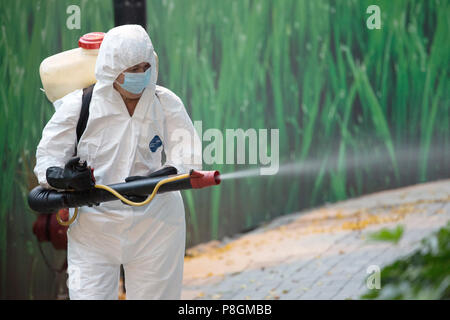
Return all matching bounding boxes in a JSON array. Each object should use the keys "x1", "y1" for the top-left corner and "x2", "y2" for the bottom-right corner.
[
  {"x1": 76, "y1": 84, "x2": 95, "y2": 144},
  {"x1": 75, "y1": 85, "x2": 157, "y2": 150}
]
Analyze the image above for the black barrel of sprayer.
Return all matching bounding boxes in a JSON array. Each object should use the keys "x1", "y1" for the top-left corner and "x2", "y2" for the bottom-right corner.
[{"x1": 28, "y1": 175, "x2": 192, "y2": 213}]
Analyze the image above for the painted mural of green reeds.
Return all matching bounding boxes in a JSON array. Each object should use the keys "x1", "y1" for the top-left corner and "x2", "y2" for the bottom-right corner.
[
  {"x1": 0, "y1": 0, "x2": 448, "y2": 298},
  {"x1": 148, "y1": 0, "x2": 448, "y2": 241},
  {"x1": 0, "y1": 0, "x2": 114, "y2": 299}
]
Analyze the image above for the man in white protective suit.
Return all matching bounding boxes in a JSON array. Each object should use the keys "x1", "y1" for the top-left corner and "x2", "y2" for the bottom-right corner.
[{"x1": 33, "y1": 25, "x2": 202, "y2": 299}]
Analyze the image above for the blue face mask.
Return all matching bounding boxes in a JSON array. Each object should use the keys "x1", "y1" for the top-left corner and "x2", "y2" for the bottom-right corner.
[{"x1": 117, "y1": 68, "x2": 151, "y2": 94}]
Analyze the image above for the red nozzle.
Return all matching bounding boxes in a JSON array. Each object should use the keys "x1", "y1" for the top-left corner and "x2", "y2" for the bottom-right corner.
[{"x1": 190, "y1": 170, "x2": 221, "y2": 189}]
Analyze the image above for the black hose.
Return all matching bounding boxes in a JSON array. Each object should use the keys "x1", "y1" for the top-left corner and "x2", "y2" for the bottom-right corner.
[{"x1": 28, "y1": 175, "x2": 192, "y2": 213}]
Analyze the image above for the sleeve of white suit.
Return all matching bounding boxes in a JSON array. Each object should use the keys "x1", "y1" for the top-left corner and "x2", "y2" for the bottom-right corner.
[
  {"x1": 158, "y1": 88, "x2": 202, "y2": 174},
  {"x1": 33, "y1": 89, "x2": 83, "y2": 188}
]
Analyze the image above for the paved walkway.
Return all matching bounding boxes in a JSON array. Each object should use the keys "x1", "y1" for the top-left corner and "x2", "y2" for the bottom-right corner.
[{"x1": 181, "y1": 180, "x2": 450, "y2": 300}]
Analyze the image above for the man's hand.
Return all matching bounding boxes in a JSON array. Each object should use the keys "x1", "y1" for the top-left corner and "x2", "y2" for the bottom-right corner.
[
  {"x1": 121, "y1": 166, "x2": 177, "y2": 206},
  {"x1": 120, "y1": 194, "x2": 148, "y2": 206},
  {"x1": 46, "y1": 157, "x2": 96, "y2": 191}
]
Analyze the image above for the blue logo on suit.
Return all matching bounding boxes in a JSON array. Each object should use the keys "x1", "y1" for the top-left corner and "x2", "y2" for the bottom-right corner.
[{"x1": 149, "y1": 135, "x2": 162, "y2": 152}]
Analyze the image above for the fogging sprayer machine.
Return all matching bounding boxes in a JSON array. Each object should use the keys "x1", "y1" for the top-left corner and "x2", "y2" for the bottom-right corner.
[{"x1": 29, "y1": 169, "x2": 221, "y2": 226}]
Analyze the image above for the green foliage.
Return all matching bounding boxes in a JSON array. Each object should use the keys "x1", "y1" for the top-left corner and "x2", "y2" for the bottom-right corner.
[
  {"x1": 146, "y1": 0, "x2": 449, "y2": 241},
  {"x1": 0, "y1": 0, "x2": 448, "y2": 298},
  {"x1": 367, "y1": 225, "x2": 404, "y2": 244},
  {"x1": 0, "y1": 0, "x2": 114, "y2": 299},
  {"x1": 362, "y1": 222, "x2": 450, "y2": 300}
]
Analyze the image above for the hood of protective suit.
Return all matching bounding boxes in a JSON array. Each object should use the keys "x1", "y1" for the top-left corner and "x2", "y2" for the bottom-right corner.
[{"x1": 94, "y1": 25, "x2": 157, "y2": 103}]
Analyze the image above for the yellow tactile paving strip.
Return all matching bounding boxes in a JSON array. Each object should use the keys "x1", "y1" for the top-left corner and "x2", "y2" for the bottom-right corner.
[{"x1": 181, "y1": 180, "x2": 450, "y2": 300}]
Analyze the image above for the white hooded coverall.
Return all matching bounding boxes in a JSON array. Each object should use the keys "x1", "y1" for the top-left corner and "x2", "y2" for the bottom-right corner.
[{"x1": 34, "y1": 25, "x2": 201, "y2": 299}]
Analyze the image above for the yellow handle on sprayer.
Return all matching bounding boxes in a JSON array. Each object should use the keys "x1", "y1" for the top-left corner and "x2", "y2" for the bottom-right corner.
[{"x1": 56, "y1": 173, "x2": 190, "y2": 226}]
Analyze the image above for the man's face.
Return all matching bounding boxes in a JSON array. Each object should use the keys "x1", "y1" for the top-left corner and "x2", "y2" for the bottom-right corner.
[{"x1": 114, "y1": 62, "x2": 151, "y2": 99}]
